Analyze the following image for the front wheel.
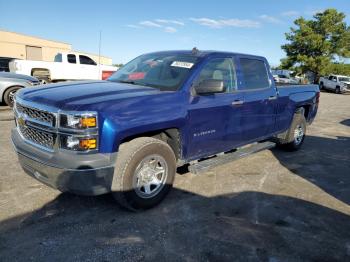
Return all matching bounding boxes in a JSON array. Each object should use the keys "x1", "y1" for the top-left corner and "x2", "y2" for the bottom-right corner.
[
  {"x1": 335, "y1": 86, "x2": 341, "y2": 94},
  {"x1": 319, "y1": 82, "x2": 324, "y2": 90},
  {"x1": 4, "y1": 86, "x2": 22, "y2": 107},
  {"x1": 111, "y1": 137, "x2": 176, "y2": 211}
]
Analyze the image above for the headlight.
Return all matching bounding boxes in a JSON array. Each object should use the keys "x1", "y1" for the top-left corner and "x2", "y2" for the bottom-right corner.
[
  {"x1": 59, "y1": 112, "x2": 98, "y2": 129},
  {"x1": 61, "y1": 135, "x2": 98, "y2": 151}
]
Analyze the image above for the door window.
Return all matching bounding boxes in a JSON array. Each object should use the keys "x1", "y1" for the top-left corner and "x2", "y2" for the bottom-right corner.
[
  {"x1": 240, "y1": 58, "x2": 270, "y2": 90},
  {"x1": 67, "y1": 54, "x2": 76, "y2": 64},
  {"x1": 194, "y1": 58, "x2": 237, "y2": 93}
]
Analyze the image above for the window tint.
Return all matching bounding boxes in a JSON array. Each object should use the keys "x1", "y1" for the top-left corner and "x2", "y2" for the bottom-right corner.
[
  {"x1": 194, "y1": 58, "x2": 236, "y2": 92},
  {"x1": 54, "y1": 53, "x2": 62, "y2": 62},
  {"x1": 79, "y1": 55, "x2": 97, "y2": 65},
  {"x1": 240, "y1": 58, "x2": 270, "y2": 89},
  {"x1": 108, "y1": 53, "x2": 199, "y2": 91},
  {"x1": 67, "y1": 54, "x2": 76, "y2": 64}
]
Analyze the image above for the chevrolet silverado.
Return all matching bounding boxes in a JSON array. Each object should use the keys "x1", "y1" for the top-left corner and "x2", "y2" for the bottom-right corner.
[{"x1": 12, "y1": 50, "x2": 320, "y2": 211}]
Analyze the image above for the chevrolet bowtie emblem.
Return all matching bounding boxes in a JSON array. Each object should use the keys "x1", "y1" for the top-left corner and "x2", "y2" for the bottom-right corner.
[{"x1": 17, "y1": 116, "x2": 25, "y2": 126}]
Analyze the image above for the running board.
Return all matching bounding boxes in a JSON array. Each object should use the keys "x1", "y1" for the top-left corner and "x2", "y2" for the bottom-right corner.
[{"x1": 188, "y1": 141, "x2": 275, "y2": 174}]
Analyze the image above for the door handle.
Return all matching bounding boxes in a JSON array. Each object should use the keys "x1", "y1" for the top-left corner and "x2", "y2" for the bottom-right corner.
[
  {"x1": 232, "y1": 100, "x2": 244, "y2": 106},
  {"x1": 268, "y1": 95, "x2": 277, "y2": 100}
]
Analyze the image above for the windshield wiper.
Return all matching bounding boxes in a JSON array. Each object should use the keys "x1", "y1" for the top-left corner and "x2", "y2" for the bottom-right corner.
[
  {"x1": 117, "y1": 80, "x2": 137, "y2": 85},
  {"x1": 114, "y1": 79, "x2": 158, "y2": 89}
]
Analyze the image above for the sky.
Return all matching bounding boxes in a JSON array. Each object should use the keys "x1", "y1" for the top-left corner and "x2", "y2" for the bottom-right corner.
[{"x1": 1, "y1": 0, "x2": 350, "y2": 66}]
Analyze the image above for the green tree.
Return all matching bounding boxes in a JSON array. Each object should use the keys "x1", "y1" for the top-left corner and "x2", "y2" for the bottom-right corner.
[
  {"x1": 281, "y1": 9, "x2": 350, "y2": 82},
  {"x1": 327, "y1": 63, "x2": 350, "y2": 75}
]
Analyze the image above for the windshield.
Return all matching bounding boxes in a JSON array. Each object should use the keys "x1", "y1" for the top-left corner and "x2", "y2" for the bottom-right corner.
[
  {"x1": 108, "y1": 53, "x2": 199, "y2": 91},
  {"x1": 339, "y1": 77, "x2": 350, "y2": 82}
]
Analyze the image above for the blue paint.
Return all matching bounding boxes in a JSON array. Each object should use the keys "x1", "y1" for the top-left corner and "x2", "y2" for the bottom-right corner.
[{"x1": 17, "y1": 50, "x2": 319, "y2": 162}]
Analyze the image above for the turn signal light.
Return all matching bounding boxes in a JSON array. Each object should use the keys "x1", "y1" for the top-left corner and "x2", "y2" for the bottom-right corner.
[{"x1": 79, "y1": 138, "x2": 97, "y2": 150}]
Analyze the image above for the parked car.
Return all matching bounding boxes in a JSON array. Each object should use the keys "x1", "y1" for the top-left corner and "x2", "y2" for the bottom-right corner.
[
  {"x1": 273, "y1": 74, "x2": 299, "y2": 84},
  {"x1": 11, "y1": 50, "x2": 319, "y2": 211},
  {"x1": 319, "y1": 74, "x2": 350, "y2": 93},
  {"x1": 0, "y1": 72, "x2": 40, "y2": 107},
  {"x1": 8, "y1": 52, "x2": 118, "y2": 83},
  {"x1": 0, "y1": 57, "x2": 13, "y2": 72}
]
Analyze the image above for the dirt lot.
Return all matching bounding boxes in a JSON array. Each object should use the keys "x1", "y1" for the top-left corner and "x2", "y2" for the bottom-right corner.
[{"x1": 0, "y1": 92, "x2": 349, "y2": 261}]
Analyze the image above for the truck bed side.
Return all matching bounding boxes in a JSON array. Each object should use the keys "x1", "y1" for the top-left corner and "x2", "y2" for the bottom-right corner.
[{"x1": 275, "y1": 84, "x2": 319, "y2": 133}]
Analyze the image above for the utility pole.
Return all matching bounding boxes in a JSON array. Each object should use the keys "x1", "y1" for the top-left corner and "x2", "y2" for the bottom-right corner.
[
  {"x1": 98, "y1": 30, "x2": 102, "y2": 65},
  {"x1": 98, "y1": 30, "x2": 102, "y2": 77}
]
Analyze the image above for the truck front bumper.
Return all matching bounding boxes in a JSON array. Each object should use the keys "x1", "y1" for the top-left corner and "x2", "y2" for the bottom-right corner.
[{"x1": 11, "y1": 128, "x2": 117, "y2": 196}]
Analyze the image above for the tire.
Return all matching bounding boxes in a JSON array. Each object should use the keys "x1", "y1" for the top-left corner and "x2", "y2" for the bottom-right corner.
[
  {"x1": 32, "y1": 69, "x2": 51, "y2": 84},
  {"x1": 111, "y1": 137, "x2": 176, "y2": 211},
  {"x1": 39, "y1": 78, "x2": 50, "y2": 84},
  {"x1": 319, "y1": 82, "x2": 324, "y2": 90},
  {"x1": 335, "y1": 86, "x2": 341, "y2": 94},
  {"x1": 3, "y1": 86, "x2": 22, "y2": 107},
  {"x1": 276, "y1": 112, "x2": 306, "y2": 151}
]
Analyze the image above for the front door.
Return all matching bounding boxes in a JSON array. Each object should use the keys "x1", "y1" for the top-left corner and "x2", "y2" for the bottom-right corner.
[
  {"x1": 79, "y1": 55, "x2": 99, "y2": 80},
  {"x1": 186, "y1": 57, "x2": 244, "y2": 160}
]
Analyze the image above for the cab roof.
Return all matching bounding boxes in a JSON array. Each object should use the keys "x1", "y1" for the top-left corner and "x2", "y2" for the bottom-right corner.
[{"x1": 146, "y1": 49, "x2": 267, "y2": 61}]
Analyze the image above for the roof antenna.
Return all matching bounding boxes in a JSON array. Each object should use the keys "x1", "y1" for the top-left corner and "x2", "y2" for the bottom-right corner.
[{"x1": 192, "y1": 47, "x2": 199, "y2": 54}]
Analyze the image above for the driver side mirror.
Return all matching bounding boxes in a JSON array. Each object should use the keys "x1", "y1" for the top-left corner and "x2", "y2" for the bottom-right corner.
[{"x1": 194, "y1": 79, "x2": 225, "y2": 95}]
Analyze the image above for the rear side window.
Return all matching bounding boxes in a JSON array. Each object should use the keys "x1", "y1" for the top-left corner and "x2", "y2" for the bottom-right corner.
[
  {"x1": 67, "y1": 54, "x2": 76, "y2": 64},
  {"x1": 240, "y1": 58, "x2": 270, "y2": 89}
]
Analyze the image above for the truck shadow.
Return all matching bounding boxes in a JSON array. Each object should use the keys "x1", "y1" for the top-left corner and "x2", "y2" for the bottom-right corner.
[
  {"x1": 0, "y1": 189, "x2": 349, "y2": 261},
  {"x1": 271, "y1": 135, "x2": 350, "y2": 205},
  {"x1": 340, "y1": 119, "x2": 350, "y2": 127}
]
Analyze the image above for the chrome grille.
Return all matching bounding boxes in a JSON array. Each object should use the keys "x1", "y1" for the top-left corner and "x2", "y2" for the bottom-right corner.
[
  {"x1": 16, "y1": 103, "x2": 55, "y2": 126},
  {"x1": 18, "y1": 124, "x2": 55, "y2": 149}
]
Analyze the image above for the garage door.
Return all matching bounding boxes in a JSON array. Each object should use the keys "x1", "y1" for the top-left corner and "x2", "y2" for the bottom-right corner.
[{"x1": 26, "y1": 46, "x2": 42, "y2": 61}]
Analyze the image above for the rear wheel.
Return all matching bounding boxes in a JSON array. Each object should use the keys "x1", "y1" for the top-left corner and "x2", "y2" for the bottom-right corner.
[
  {"x1": 276, "y1": 112, "x2": 306, "y2": 151},
  {"x1": 111, "y1": 137, "x2": 176, "y2": 211},
  {"x1": 4, "y1": 86, "x2": 22, "y2": 107},
  {"x1": 39, "y1": 78, "x2": 50, "y2": 84},
  {"x1": 32, "y1": 69, "x2": 51, "y2": 84}
]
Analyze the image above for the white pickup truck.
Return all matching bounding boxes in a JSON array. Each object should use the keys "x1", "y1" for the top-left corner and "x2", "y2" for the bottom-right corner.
[
  {"x1": 319, "y1": 74, "x2": 350, "y2": 94},
  {"x1": 8, "y1": 52, "x2": 118, "y2": 83}
]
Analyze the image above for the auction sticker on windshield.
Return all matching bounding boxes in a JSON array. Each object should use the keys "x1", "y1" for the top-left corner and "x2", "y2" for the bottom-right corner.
[{"x1": 171, "y1": 61, "x2": 194, "y2": 69}]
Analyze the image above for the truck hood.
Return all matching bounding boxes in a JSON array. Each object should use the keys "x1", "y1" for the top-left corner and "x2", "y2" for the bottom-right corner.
[{"x1": 17, "y1": 80, "x2": 163, "y2": 110}]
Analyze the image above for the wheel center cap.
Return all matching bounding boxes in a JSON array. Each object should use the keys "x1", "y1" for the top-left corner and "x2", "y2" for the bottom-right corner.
[{"x1": 140, "y1": 167, "x2": 154, "y2": 183}]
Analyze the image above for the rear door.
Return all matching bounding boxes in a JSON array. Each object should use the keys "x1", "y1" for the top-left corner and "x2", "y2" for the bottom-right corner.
[
  {"x1": 186, "y1": 56, "x2": 244, "y2": 159},
  {"x1": 236, "y1": 56, "x2": 278, "y2": 143}
]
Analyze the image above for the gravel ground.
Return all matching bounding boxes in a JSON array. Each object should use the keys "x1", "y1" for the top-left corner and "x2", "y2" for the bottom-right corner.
[{"x1": 0, "y1": 92, "x2": 349, "y2": 261}]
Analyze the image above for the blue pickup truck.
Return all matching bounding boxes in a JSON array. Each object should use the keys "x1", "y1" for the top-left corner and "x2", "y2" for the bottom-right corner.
[{"x1": 12, "y1": 49, "x2": 319, "y2": 210}]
